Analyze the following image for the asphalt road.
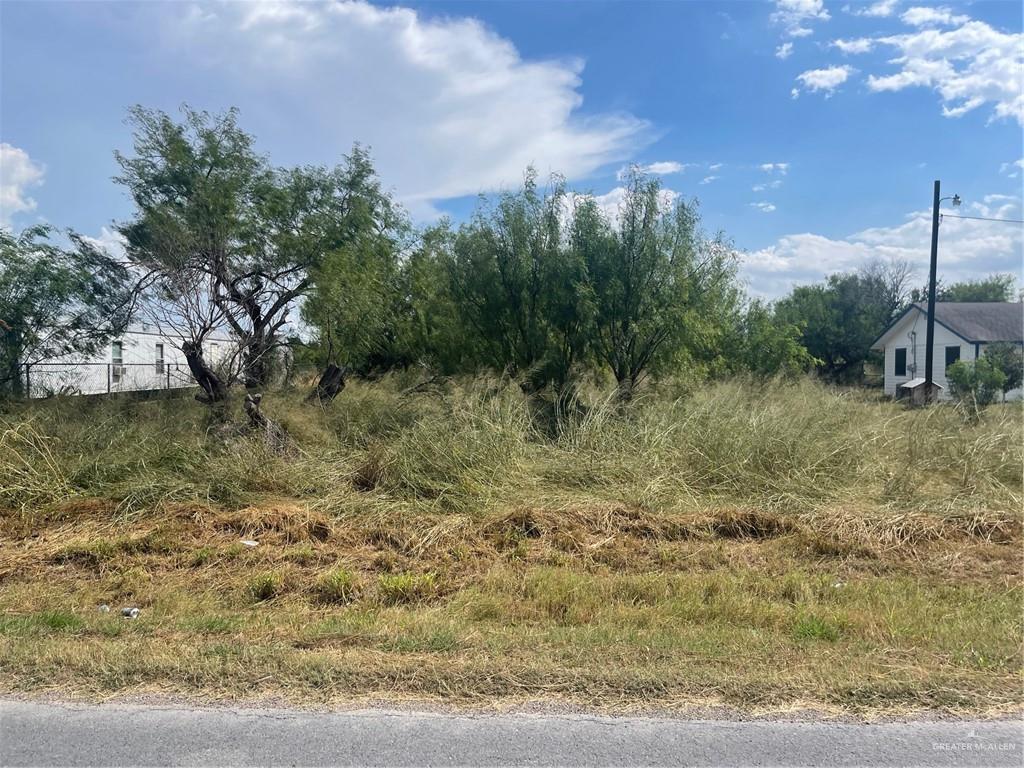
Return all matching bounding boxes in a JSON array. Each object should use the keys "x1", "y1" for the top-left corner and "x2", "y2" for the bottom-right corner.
[{"x1": 1, "y1": 700, "x2": 1021, "y2": 767}]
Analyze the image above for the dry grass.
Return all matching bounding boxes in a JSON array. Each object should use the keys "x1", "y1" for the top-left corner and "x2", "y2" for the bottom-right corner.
[{"x1": 0, "y1": 376, "x2": 1020, "y2": 714}]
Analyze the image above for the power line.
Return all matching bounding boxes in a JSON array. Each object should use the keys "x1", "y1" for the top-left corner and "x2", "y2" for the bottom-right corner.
[{"x1": 940, "y1": 213, "x2": 1024, "y2": 224}]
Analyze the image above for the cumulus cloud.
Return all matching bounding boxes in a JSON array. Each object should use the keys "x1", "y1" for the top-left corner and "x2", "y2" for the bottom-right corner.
[
  {"x1": 845, "y1": 0, "x2": 900, "y2": 18},
  {"x1": 832, "y1": 37, "x2": 874, "y2": 54},
  {"x1": 160, "y1": 0, "x2": 650, "y2": 217},
  {"x1": 753, "y1": 180, "x2": 783, "y2": 192},
  {"x1": 866, "y1": 20, "x2": 1023, "y2": 125},
  {"x1": 751, "y1": 201, "x2": 777, "y2": 213},
  {"x1": 776, "y1": 42, "x2": 794, "y2": 59},
  {"x1": 900, "y1": 6, "x2": 969, "y2": 27},
  {"x1": 760, "y1": 163, "x2": 790, "y2": 174},
  {"x1": 793, "y1": 65, "x2": 854, "y2": 97},
  {"x1": 80, "y1": 226, "x2": 127, "y2": 259},
  {"x1": 771, "y1": 0, "x2": 830, "y2": 37},
  {"x1": 744, "y1": 195, "x2": 1024, "y2": 297},
  {"x1": 0, "y1": 143, "x2": 45, "y2": 228}
]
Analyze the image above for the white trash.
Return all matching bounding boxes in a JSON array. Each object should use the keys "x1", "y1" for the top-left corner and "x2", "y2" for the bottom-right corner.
[
  {"x1": 121, "y1": 607, "x2": 140, "y2": 619},
  {"x1": 97, "y1": 604, "x2": 110, "y2": 613},
  {"x1": 240, "y1": 540, "x2": 259, "y2": 548}
]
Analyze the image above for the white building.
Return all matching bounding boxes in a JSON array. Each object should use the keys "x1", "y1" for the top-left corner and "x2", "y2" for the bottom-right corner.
[
  {"x1": 25, "y1": 324, "x2": 235, "y2": 397},
  {"x1": 870, "y1": 302, "x2": 1024, "y2": 401}
]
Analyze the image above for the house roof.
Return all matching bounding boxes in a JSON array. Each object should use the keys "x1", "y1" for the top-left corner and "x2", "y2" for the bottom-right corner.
[{"x1": 871, "y1": 302, "x2": 1024, "y2": 348}]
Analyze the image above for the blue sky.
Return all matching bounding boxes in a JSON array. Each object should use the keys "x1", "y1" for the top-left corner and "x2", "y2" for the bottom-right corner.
[{"x1": 1, "y1": 0, "x2": 1021, "y2": 296}]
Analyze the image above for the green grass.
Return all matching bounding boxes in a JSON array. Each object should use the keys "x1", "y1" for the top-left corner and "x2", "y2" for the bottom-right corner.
[{"x1": 0, "y1": 376, "x2": 1020, "y2": 713}]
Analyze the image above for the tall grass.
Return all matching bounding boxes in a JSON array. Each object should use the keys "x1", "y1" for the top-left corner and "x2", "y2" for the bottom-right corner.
[{"x1": 0, "y1": 376, "x2": 1020, "y2": 523}]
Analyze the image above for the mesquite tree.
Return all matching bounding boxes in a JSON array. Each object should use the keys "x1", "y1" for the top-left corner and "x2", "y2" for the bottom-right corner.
[{"x1": 578, "y1": 171, "x2": 738, "y2": 399}]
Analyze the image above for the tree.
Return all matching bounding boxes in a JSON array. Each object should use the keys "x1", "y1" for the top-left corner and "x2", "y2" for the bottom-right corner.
[
  {"x1": 947, "y1": 357, "x2": 1006, "y2": 409},
  {"x1": 775, "y1": 260, "x2": 911, "y2": 381},
  {"x1": 578, "y1": 171, "x2": 738, "y2": 399},
  {"x1": 117, "y1": 105, "x2": 371, "y2": 390},
  {"x1": 732, "y1": 299, "x2": 817, "y2": 378},
  {"x1": 982, "y1": 342, "x2": 1023, "y2": 400},
  {"x1": 299, "y1": 147, "x2": 409, "y2": 377},
  {"x1": 450, "y1": 170, "x2": 590, "y2": 394},
  {"x1": 938, "y1": 274, "x2": 1016, "y2": 303},
  {"x1": 0, "y1": 226, "x2": 131, "y2": 397}
]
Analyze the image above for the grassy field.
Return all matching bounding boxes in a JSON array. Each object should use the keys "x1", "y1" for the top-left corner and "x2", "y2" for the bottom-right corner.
[{"x1": 0, "y1": 376, "x2": 1020, "y2": 715}]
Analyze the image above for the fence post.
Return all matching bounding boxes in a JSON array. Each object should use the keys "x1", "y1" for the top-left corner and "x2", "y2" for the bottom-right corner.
[
  {"x1": 166, "y1": 366, "x2": 171, "y2": 390},
  {"x1": 24, "y1": 363, "x2": 30, "y2": 399},
  {"x1": 107, "y1": 363, "x2": 111, "y2": 394}
]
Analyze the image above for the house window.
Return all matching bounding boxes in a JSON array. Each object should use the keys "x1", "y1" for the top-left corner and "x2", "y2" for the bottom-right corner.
[
  {"x1": 111, "y1": 341, "x2": 124, "y2": 383},
  {"x1": 945, "y1": 345, "x2": 961, "y2": 371},
  {"x1": 894, "y1": 348, "x2": 907, "y2": 377},
  {"x1": 155, "y1": 343, "x2": 165, "y2": 374}
]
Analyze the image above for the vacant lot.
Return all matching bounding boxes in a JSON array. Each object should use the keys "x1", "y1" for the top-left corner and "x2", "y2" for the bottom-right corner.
[{"x1": 0, "y1": 377, "x2": 1020, "y2": 714}]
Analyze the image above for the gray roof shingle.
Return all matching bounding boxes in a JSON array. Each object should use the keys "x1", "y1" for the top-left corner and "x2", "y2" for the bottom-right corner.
[{"x1": 914, "y1": 302, "x2": 1024, "y2": 343}]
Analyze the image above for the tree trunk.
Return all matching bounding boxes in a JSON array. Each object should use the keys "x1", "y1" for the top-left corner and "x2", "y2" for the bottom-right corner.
[
  {"x1": 182, "y1": 341, "x2": 228, "y2": 404},
  {"x1": 308, "y1": 363, "x2": 346, "y2": 403}
]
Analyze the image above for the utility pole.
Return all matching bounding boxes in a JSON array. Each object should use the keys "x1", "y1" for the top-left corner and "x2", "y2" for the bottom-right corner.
[{"x1": 924, "y1": 180, "x2": 940, "y2": 397}]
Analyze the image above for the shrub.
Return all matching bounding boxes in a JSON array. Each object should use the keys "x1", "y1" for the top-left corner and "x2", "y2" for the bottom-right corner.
[{"x1": 948, "y1": 358, "x2": 1006, "y2": 409}]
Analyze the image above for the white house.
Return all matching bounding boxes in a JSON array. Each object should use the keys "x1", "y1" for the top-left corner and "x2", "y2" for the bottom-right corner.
[
  {"x1": 870, "y1": 302, "x2": 1024, "y2": 401},
  {"x1": 25, "y1": 324, "x2": 235, "y2": 398}
]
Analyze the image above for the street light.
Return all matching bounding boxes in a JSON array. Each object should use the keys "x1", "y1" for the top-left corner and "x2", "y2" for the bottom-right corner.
[{"x1": 924, "y1": 181, "x2": 961, "y2": 400}]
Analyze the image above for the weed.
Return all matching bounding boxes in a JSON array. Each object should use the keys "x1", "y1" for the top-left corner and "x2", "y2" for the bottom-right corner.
[
  {"x1": 316, "y1": 567, "x2": 359, "y2": 604},
  {"x1": 248, "y1": 572, "x2": 283, "y2": 602},
  {"x1": 378, "y1": 572, "x2": 437, "y2": 605}
]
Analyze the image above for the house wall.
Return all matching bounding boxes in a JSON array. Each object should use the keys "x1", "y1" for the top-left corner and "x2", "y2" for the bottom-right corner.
[
  {"x1": 27, "y1": 329, "x2": 234, "y2": 397},
  {"x1": 881, "y1": 312, "x2": 975, "y2": 401},
  {"x1": 880, "y1": 311, "x2": 1023, "y2": 401}
]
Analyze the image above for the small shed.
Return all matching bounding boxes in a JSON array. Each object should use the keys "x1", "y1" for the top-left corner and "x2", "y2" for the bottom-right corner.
[{"x1": 897, "y1": 378, "x2": 943, "y2": 406}]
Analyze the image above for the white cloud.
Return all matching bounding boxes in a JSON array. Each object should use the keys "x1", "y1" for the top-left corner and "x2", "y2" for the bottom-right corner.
[
  {"x1": 846, "y1": 0, "x2": 900, "y2": 18},
  {"x1": 618, "y1": 161, "x2": 687, "y2": 179},
  {"x1": 80, "y1": 226, "x2": 127, "y2": 259},
  {"x1": 793, "y1": 64, "x2": 854, "y2": 97},
  {"x1": 161, "y1": 0, "x2": 650, "y2": 217},
  {"x1": 772, "y1": 0, "x2": 830, "y2": 37},
  {"x1": 900, "y1": 6, "x2": 969, "y2": 27},
  {"x1": 751, "y1": 201, "x2": 777, "y2": 213},
  {"x1": 753, "y1": 180, "x2": 783, "y2": 192},
  {"x1": 1000, "y1": 158, "x2": 1024, "y2": 178},
  {"x1": 0, "y1": 143, "x2": 45, "y2": 228},
  {"x1": 708, "y1": 163, "x2": 723, "y2": 171},
  {"x1": 776, "y1": 42, "x2": 794, "y2": 59},
  {"x1": 700, "y1": 176, "x2": 719, "y2": 185},
  {"x1": 760, "y1": 163, "x2": 790, "y2": 174},
  {"x1": 832, "y1": 37, "x2": 874, "y2": 54},
  {"x1": 744, "y1": 195, "x2": 1024, "y2": 297},
  {"x1": 866, "y1": 20, "x2": 1024, "y2": 125}
]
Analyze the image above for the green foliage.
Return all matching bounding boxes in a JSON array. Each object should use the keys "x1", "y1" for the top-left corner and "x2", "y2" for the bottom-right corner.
[
  {"x1": 947, "y1": 357, "x2": 1007, "y2": 409},
  {"x1": 299, "y1": 146, "x2": 409, "y2": 374},
  {"x1": 982, "y1": 342, "x2": 1023, "y2": 397},
  {"x1": 450, "y1": 170, "x2": 590, "y2": 393},
  {"x1": 730, "y1": 299, "x2": 818, "y2": 377},
  {"x1": 776, "y1": 261, "x2": 910, "y2": 381},
  {"x1": 937, "y1": 274, "x2": 1017, "y2": 303},
  {"x1": 0, "y1": 226, "x2": 131, "y2": 397},
  {"x1": 578, "y1": 170, "x2": 739, "y2": 397}
]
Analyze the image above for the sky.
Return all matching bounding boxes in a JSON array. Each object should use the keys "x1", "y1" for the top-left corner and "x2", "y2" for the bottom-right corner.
[{"x1": 1, "y1": 0, "x2": 1022, "y2": 298}]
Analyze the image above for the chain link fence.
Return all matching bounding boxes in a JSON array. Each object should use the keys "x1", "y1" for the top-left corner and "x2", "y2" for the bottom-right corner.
[{"x1": 21, "y1": 362, "x2": 196, "y2": 398}]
